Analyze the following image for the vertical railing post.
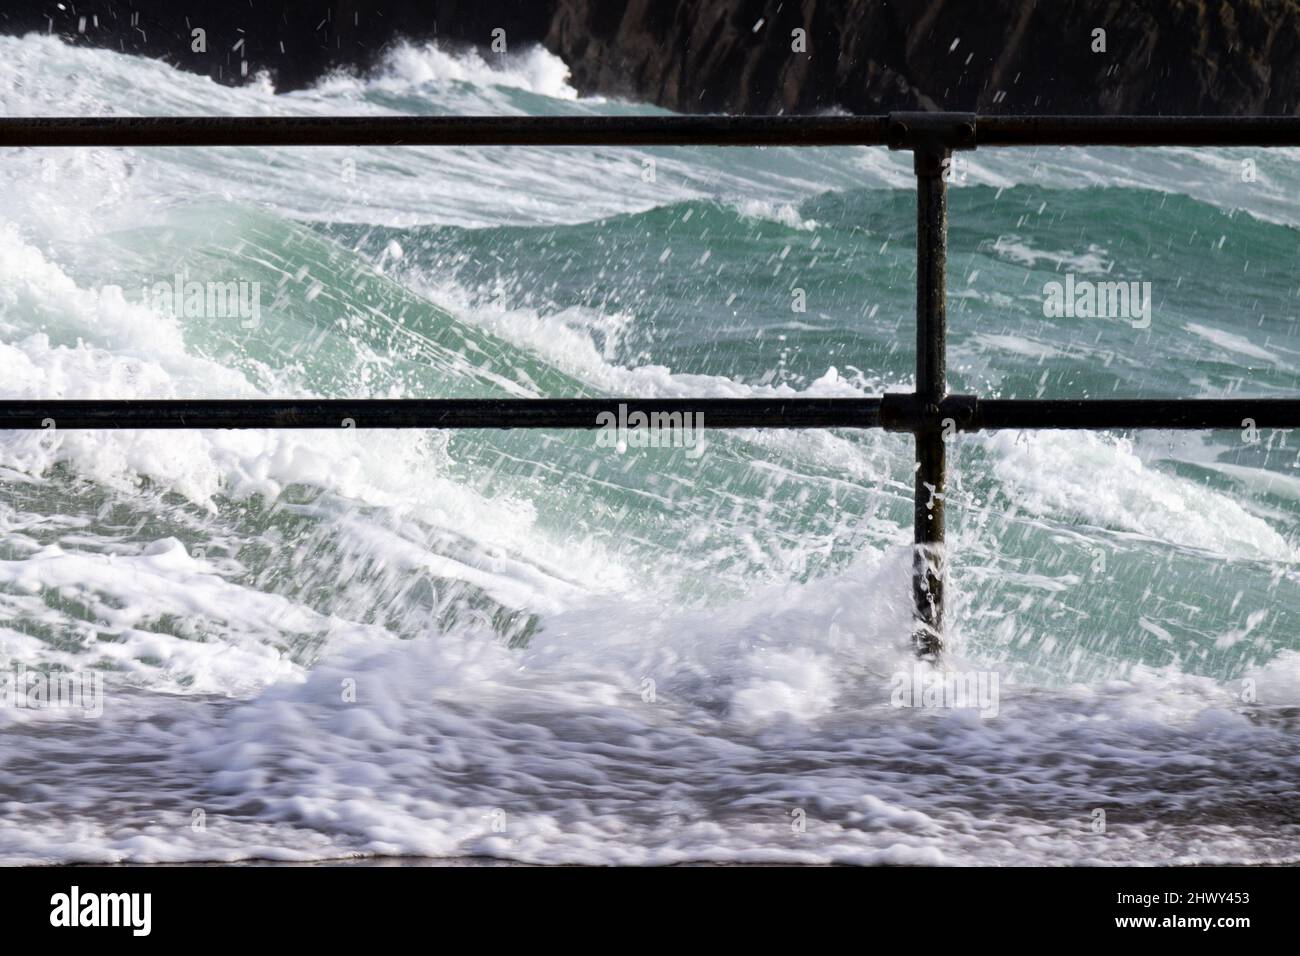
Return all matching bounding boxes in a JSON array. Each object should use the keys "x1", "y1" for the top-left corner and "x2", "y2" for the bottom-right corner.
[
  {"x1": 911, "y1": 142, "x2": 949, "y2": 659},
  {"x1": 888, "y1": 113, "x2": 973, "y2": 660}
]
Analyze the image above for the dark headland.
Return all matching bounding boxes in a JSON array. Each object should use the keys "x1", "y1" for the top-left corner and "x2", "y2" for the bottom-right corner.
[{"x1": 3, "y1": 0, "x2": 1300, "y2": 114}]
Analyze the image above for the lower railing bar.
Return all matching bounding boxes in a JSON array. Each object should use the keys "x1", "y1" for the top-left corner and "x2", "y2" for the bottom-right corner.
[
  {"x1": 3, "y1": 397, "x2": 1296, "y2": 431},
  {"x1": 0, "y1": 398, "x2": 883, "y2": 430},
  {"x1": 879, "y1": 395, "x2": 1300, "y2": 431},
  {"x1": 972, "y1": 398, "x2": 1300, "y2": 431}
]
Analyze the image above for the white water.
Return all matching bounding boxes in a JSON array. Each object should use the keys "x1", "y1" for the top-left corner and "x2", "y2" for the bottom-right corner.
[{"x1": 0, "y1": 35, "x2": 1297, "y2": 866}]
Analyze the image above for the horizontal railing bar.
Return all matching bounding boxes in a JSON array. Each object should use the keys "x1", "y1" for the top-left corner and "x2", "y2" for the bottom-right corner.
[
  {"x1": 972, "y1": 398, "x2": 1300, "y2": 430},
  {"x1": 2, "y1": 397, "x2": 1297, "y2": 431},
  {"x1": 975, "y1": 115, "x2": 1300, "y2": 147},
  {"x1": 7, "y1": 115, "x2": 1300, "y2": 150},
  {"x1": 0, "y1": 116, "x2": 893, "y2": 148},
  {"x1": 0, "y1": 398, "x2": 882, "y2": 430}
]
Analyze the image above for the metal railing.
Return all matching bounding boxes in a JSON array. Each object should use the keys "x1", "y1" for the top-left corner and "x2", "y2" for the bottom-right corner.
[{"x1": 4, "y1": 112, "x2": 1300, "y2": 657}]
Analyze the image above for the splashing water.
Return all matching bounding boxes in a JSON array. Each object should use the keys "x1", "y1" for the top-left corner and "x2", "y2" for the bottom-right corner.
[{"x1": 0, "y1": 35, "x2": 1297, "y2": 865}]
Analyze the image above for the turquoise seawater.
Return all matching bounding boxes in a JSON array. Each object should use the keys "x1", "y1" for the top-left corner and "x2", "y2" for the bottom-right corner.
[{"x1": 0, "y1": 36, "x2": 1296, "y2": 865}]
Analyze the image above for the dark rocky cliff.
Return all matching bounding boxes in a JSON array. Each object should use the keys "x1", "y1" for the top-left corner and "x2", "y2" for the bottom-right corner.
[
  {"x1": 3, "y1": 0, "x2": 1299, "y2": 114},
  {"x1": 548, "y1": 0, "x2": 1300, "y2": 114}
]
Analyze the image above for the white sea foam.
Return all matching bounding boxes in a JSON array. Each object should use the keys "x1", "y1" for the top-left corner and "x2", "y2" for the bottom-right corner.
[
  {"x1": 365, "y1": 42, "x2": 581, "y2": 100},
  {"x1": 731, "y1": 198, "x2": 819, "y2": 231},
  {"x1": 977, "y1": 430, "x2": 1295, "y2": 561},
  {"x1": 1, "y1": 556, "x2": 1296, "y2": 865},
  {"x1": 1185, "y1": 322, "x2": 1282, "y2": 366},
  {"x1": 0, "y1": 33, "x2": 1296, "y2": 868}
]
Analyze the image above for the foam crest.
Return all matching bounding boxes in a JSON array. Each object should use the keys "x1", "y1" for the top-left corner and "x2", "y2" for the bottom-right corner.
[{"x1": 978, "y1": 430, "x2": 1294, "y2": 561}]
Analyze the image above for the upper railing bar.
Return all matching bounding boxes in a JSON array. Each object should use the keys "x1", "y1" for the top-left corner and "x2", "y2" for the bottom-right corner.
[
  {"x1": 975, "y1": 115, "x2": 1300, "y2": 147},
  {"x1": 0, "y1": 115, "x2": 893, "y2": 148},
  {"x1": 8, "y1": 114, "x2": 1300, "y2": 150}
]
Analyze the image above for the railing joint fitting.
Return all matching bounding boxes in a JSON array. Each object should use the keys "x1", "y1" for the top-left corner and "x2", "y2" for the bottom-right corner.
[
  {"x1": 881, "y1": 393, "x2": 980, "y2": 433},
  {"x1": 888, "y1": 111, "x2": 977, "y2": 175},
  {"x1": 939, "y1": 394, "x2": 979, "y2": 431}
]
